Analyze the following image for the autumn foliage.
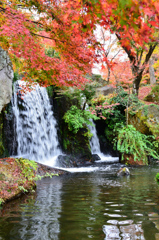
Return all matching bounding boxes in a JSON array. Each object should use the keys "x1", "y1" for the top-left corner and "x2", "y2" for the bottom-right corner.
[
  {"x1": 101, "y1": 60, "x2": 133, "y2": 88},
  {"x1": 0, "y1": 0, "x2": 94, "y2": 88},
  {"x1": 0, "y1": 0, "x2": 159, "y2": 91},
  {"x1": 0, "y1": 158, "x2": 36, "y2": 204}
]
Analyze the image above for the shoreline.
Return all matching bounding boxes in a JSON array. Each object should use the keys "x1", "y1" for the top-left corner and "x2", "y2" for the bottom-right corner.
[{"x1": 0, "y1": 158, "x2": 67, "y2": 206}]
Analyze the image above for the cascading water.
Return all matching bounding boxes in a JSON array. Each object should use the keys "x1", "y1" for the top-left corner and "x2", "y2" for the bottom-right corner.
[
  {"x1": 89, "y1": 119, "x2": 119, "y2": 163},
  {"x1": 11, "y1": 81, "x2": 118, "y2": 172},
  {"x1": 12, "y1": 81, "x2": 62, "y2": 165},
  {"x1": 89, "y1": 120, "x2": 101, "y2": 154}
]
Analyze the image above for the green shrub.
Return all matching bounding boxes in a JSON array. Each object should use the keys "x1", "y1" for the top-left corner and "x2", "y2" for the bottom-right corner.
[
  {"x1": 15, "y1": 158, "x2": 37, "y2": 181},
  {"x1": 155, "y1": 173, "x2": 159, "y2": 182},
  {"x1": 63, "y1": 105, "x2": 99, "y2": 134},
  {"x1": 115, "y1": 125, "x2": 159, "y2": 164}
]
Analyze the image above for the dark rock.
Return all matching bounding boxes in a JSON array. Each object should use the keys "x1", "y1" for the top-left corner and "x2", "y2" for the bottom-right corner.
[
  {"x1": 117, "y1": 167, "x2": 130, "y2": 177},
  {"x1": 91, "y1": 154, "x2": 101, "y2": 161},
  {"x1": 56, "y1": 155, "x2": 77, "y2": 168},
  {"x1": 51, "y1": 91, "x2": 92, "y2": 161}
]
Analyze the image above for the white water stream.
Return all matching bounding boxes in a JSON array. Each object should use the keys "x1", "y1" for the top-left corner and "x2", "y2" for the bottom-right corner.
[
  {"x1": 12, "y1": 81, "x2": 118, "y2": 172},
  {"x1": 89, "y1": 119, "x2": 118, "y2": 163},
  {"x1": 12, "y1": 81, "x2": 62, "y2": 165}
]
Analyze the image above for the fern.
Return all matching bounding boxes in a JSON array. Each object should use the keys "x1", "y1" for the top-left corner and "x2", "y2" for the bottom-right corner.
[{"x1": 115, "y1": 125, "x2": 159, "y2": 164}]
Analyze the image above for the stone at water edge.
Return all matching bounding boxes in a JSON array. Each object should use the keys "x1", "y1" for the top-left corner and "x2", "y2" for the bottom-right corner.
[
  {"x1": 117, "y1": 167, "x2": 130, "y2": 177},
  {"x1": 91, "y1": 154, "x2": 101, "y2": 162},
  {"x1": 56, "y1": 155, "x2": 77, "y2": 168}
]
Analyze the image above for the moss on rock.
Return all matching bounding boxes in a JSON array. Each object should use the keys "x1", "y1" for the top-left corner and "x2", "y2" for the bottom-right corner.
[
  {"x1": 54, "y1": 92, "x2": 92, "y2": 160},
  {"x1": 128, "y1": 104, "x2": 159, "y2": 149},
  {"x1": 0, "y1": 158, "x2": 36, "y2": 205},
  {"x1": 144, "y1": 85, "x2": 159, "y2": 103}
]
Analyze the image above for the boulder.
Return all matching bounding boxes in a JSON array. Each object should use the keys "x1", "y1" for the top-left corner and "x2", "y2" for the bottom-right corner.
[
  {"x1": 0, "y1": 47, "x2": 13, "y2": 112},
  {"x1": 128, "y1": 104, "x2": 159, "y2": 146},
  {"x1": 52, "y1": 92, "x2": 92, "y2": 160},
  {"x1": 117, "y1": 167, "x2": 130, "y2": 177},
  {"x1": 96, "y1": 85, "x2": 115, "y2": 96},
  {"x1": 91, "y1": 154, "x2": 101, "y2": 161},
  {"x1": 56, "y1": 155, "x2": 77, "y2": 168}
]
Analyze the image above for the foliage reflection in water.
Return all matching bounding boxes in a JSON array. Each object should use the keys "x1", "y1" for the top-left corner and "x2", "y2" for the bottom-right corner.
[{"x1": 1, "y1": 164, "x2": 159, "y2": 240}]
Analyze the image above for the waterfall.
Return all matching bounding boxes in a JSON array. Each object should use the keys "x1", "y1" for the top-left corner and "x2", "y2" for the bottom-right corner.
[
  {"x1": 11, "y1": 81, "x2": 118, "y2": 170},
  {"x1": 88, "y1": 120, "x2": 101, "y2": 154},
  {"x1": 12, "y1": 81, "x2": 62, "y2": 165},
  {"x1": 89, "y1": 120, "x2": 119, "y2": 163}
]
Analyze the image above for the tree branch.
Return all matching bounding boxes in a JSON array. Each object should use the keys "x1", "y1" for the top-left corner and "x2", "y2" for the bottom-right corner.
[
  {"x1": 143, "y1": 43, "x2": 158, "y2": 66},
  {"x1": 116, "y1": 33, "x2": 136, "y2": 63}
]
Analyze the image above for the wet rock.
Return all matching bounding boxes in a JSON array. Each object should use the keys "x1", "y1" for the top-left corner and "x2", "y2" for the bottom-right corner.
[
  {"x1": 56, "y1": 155, "x2": 77, "y2": 168},
  {"x1": 36, "y1": 162, "x2": 66, "y2": 176},
  {"x1": 117, "y1": 167, "x2": 130, "y2": 177},
  {"x1": 51, "y1": 92, "x2": 92, "y2": 161},
  {"x1": 91, "y1": 154, "x2": 101, "y2": 161}
]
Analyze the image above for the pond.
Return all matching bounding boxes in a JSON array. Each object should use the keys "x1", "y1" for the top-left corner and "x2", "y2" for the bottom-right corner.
[{"x1": 1, "y1": 163, "x2": 159, "y2": 240}]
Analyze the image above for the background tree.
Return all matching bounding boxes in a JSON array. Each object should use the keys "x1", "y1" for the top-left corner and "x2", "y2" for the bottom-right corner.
[
  {"x1": 77, "y1": 0, "x2": 159, "y2": 94},
  {"x1": 149, "y1": 56, "x2": 156, "y2": 85},
  {"x1": 94, "y1": 27, "x2": 124, "y2": 83}
]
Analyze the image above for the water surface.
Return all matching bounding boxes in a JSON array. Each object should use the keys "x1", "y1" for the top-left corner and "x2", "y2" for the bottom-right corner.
[{"x1": 1, "y1": 163, "x2": 159, "y2": 240}]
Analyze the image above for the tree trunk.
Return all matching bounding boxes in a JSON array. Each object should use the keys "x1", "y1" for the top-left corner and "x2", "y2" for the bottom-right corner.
[
  {"x1": 132, "y1": 68, "x2": 144, "y2": 95},
  {"x1": 149, "y1": 57, "x2": 156, "y2": 85},
  {"x1": 106, "y1": 67, "x2": 110, "y2": 83}
]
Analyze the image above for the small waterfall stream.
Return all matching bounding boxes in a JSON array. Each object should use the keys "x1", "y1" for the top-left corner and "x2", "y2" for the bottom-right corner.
[
  {"x1": 89, "y1": 120, "x2": 119, "y2": 163},
  {"x1": 12, "y1": 81, "x2": 62, "y2": 165},
  {"x1": 89, "y1": 120, "x2": 101, "y2": 154}
]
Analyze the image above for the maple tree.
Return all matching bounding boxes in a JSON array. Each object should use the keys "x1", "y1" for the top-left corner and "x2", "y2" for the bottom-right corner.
[
  {"x1": 94, "y1": 28, "x2": 124, "y2": 83},
  {"x1": 85, "y1": 0, "x2": 159, "y2": 94},
  {"x1": 0, "y1": 0, "x2": 95, "y2": 88},
  {"x1": 0, "y1": 0, "x2": 159, "y2": 93},
  {"x1": 101, "y1": 59, "x2": 133, "y2": 88}
]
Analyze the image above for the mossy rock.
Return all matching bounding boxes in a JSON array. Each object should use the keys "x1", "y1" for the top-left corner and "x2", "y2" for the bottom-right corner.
[
  {"x1": 0, "y1": 158, "x2": 36, "y2": 205},
  {"x1": 51, "y1": 91, "x2": 92, "y2": 160},
  {"x1": 144, "y1": 85, "x2": 159, "y2": 103},
  {"x1": 62, "y1": 126, "x2": 92, "y2": 160},
  {"x1": 128, "y1": 104, "x2": 159, "y2": 149}
]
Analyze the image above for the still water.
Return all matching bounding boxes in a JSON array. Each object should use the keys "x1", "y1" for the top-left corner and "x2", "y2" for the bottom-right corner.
[{"x1": 1, "y1": 163, "x2": 159, "y2": 240}]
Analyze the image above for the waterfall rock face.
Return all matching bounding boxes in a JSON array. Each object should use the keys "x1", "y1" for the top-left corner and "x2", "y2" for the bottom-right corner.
[
  {"x1": 53, "y1": 93, "x2": 92, "y2": 160},
  {"x1": 0, "y1": 47, "x2": 13, "y2": 112}
]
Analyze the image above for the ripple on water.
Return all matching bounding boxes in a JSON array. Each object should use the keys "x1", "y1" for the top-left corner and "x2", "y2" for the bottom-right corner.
[
  {"x1": 1, "y1": 165, "x2": 159, "y2": 240},
  {"x1": 103, "y1": 223, "x2": 145, "y2": 240}
]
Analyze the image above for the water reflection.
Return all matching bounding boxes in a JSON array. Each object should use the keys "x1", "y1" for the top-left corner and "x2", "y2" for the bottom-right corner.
[
  {"x1": 103, "y1": 222, "x2": 145, "y2": 239},
  {"x1": 1, "y1": 165, "x2": 159, "y2": 240},
  {"x1": 0, "y1": 177, "x2": 62, "y2": 240}
]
